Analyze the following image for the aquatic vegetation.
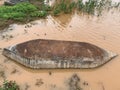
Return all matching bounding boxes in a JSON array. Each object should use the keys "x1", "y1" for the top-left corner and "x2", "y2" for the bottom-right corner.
[
  {"x1": 84, "y1": 0, "x2": 97, "y2": 14},
  {"x1": 77, "y1": 0, "x2": 84, "y2": 10},
  {"x1": 53, "y1": 7, "x2": 61, "y2": 15},
  {"x1": 77, "y1": 0, "x2": 120, "y2": 15},
  {"x1": 53, "y1": 0, "x2": 98, "y2": 15},
  {"x1": 52, "y1": 0, "x2": 120, "y2": 16},
  {"x1": 77, "y1": 0, "x2": 103, "y2": 15},
  {"x1": 0, "y1": 80, "x2": 20, "y2": 90},
  {"x1": 53, "y1": 0, "x2": 76, "y2": 15},
  {"x1": 41, "y1": 4, "x2": 51, "y2": 11}
]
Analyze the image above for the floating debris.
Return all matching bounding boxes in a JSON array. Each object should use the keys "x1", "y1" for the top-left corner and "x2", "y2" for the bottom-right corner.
[
  {"x1": 68, "y1": 74, "x2": 82, "y2": 90},
  {"x1": 83, "y1": 81, "x2": 89, "y2": 86},
  {"x1": 0, "y1": 71, "x2": 6, "y2": 79},
  {"x1": 2, "y1": 39, "x2": 117, "y2": 69},
  {"x1": 11, "y1": 68, "x2": 19, "y2": 74},
  {"x1": 35, "y1": 79, "x2": 44, "y2": 87},
  {"x1": 48, "y1": 71, "x2": 52, "y2": 75}
]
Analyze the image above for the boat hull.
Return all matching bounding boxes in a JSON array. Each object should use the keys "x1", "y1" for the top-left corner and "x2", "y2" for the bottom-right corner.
[{"x1": 2, "y1": 39, "x2": 117, "y2": 69}]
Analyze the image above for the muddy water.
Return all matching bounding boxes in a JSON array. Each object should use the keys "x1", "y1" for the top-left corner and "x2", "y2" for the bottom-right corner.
[
  {"x1": 0, "y1": 0, "x2": 4, "y2": 6},
  {"x1": 0, "y1": 1, "x2": 120, "y2": 90}
]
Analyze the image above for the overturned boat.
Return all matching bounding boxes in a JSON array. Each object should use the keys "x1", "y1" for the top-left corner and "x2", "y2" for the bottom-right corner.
[{"x1": 2, "y1": 39, "x2": 117, "y2": 69}]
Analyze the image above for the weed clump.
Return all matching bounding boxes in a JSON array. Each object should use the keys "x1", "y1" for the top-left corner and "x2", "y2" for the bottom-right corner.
[{"x1": 0, "y1": 80, "x2": 20, "y2": 90}]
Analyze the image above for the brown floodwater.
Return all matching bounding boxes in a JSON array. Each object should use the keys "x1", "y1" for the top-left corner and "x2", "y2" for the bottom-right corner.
[
  {"x1": 0, "y1": 0, "x2": 4, "y2": 6},
  {"x1": 0, "y1": 0, "x2": 120, "y2": 90}
]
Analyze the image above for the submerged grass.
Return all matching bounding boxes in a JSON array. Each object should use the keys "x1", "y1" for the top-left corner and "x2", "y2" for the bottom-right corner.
[
  {"x1": 52, "y1": 0, "x2": 119, "y2": 16},
  {"x1": 77, "y1": 0, "x2": 105, "y2": 15},
  {"x1": 53, "y1": 0, "x2": 76, "y2": 15}
]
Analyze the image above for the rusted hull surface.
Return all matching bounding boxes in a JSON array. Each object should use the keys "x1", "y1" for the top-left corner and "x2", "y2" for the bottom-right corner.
[{"x1": 2, "y1": 39, "x2": 117, "y2": 69}]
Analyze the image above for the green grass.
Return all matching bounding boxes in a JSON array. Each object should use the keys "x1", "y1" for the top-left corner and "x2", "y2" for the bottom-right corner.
[
  {"x1": 0, "y1": 2, "x2": 47, "y2": 21},
  {"x1": 30, "y1": 11, "x2": 47, "y2": 17},
  {"x1": 0, "y1": 2, "x2": 48, "y2": 30}
]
